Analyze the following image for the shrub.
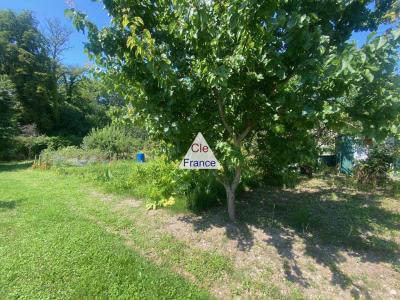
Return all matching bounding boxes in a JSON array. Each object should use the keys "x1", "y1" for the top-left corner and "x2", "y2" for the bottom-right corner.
[
  {"x1": 36, "y1": 146, "x2": 108, "y2": 168},
  {"x1": 57, "y1": 156, "x2": 223, "y2": 211},
  {"x1": 8, "y1": 135, "x2": 71, "y2": 160},
  {"x1": 354, "y1": 141, "x2": 399, "y2": 186},
  {"x1": 179, "y1": 170, "x2": 225, "y2": 212},
  {"x1": 82, "y1": 125, "x2": 147, "y2": 159}
]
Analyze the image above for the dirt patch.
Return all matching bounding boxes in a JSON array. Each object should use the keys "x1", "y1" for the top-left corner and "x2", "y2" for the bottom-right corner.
[
  {"x1": 89, "y1": 178, "x2": 400, "y2": 299},
  {"x1": 137, "y1": 179, "x2": 400, "y2": 299},
  {"x1": 90, "y1": 191, "x2": 141, "y2": 208},
  {"x1": 115, "y1": 198, "x2": 141, "y2": 208},
  {"x1": 90, "y1": 191, "x2": 114, "y2": 202}
]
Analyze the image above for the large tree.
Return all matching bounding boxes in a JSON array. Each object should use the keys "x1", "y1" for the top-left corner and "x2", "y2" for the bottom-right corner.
[
  {"x1": 45, "y1": 18, "x2": 73, "y2": 124},
  {"x1": 69, "y1": 0, "x2": 400, "y2": 220},
  {"x1": 0, "y1": 10, "x2": 55, "y2": 132},
  {"x1": 0, "y1": 75, "x2": 18, "y2": 155}
]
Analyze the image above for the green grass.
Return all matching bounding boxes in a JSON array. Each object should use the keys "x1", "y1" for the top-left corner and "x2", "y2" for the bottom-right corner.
[
  {"x1": 45, "y1": 158, "x2": 225, "y2": 213},
  {"x1": 52, "y1": 159, "x2": 189, "y2": 211},
  {"x1": 3, "y1": 162, "x2": 398, "y2": 299},
  {"x1": 0, "y1": 162, "x2": 211, "y2": 299}
]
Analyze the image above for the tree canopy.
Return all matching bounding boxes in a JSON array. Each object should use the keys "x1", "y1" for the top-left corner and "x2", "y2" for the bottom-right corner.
[
  {"x1": 69, "y1": 0, "x2": 400, "y2": 219},
  {"x1": 0, "y1": 10, "x2": 109, "y2": 148}
]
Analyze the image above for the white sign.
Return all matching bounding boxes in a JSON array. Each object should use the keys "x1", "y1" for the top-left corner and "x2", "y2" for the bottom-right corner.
[{"x1": 179, "y1": 132, "x2": 221, "y2": 169}]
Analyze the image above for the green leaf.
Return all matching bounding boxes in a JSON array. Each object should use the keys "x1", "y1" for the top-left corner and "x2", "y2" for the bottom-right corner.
[
  {"x1": 390, "y1": 124, "x2": 398, "y2": 134},
  {"x1": 122, "y1": 15, "x2": 129, "y2": 28},
  {"x1": 360, "y1": 52, "x2": 367, "y2": 64},
  {"x1": 64, "y1": 9, "x2": 74, "y2": 18},
  {"x1": 376, "y1": 36, "x2": 387, "y2": 50},
  {"x1": 364, "y1": 69, "x2": 374, "y2": 82},
  {"x1": 392, "y1": 27, "x2": 400, "y2": 40}
]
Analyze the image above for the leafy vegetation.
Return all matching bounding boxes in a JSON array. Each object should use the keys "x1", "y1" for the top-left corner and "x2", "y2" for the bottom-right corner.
[
  {"x1": 355, "y1": 140, "x2": 400, "y2": 185},
  {"x1": 0, "y1": 10, "x2": 111, "y2": 160},
  {"x1": 1, "y1": 1, "x2": 400, "y2": 298},
  {"x1": 0, "y1": 75, "x2": 18, "y2": 156},
  {"x1": 82, "y1": 125, "x2": 148, "y2": 159},
  {"x1": 68, "y1": 0, "x2": 400, "y2": 220},
  {"x1": 53, "y1": 157, "x2": 224, "y2": 212},
  {"x1": 37, "y1": 146, "x2": 108, "y2": 167}
]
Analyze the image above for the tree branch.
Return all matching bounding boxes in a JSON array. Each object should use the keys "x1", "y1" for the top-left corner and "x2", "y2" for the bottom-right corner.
[
  {"x1": 235, "y1": 124, "x2": 252, "y2": 146},
  {"x1": 215, "y1": 92, "x2": 234, "y2": 136}
]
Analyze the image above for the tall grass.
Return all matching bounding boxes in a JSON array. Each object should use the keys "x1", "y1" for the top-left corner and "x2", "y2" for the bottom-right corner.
[{"x1": 55, "y1": 156, "x2": 225, "y2": 212}]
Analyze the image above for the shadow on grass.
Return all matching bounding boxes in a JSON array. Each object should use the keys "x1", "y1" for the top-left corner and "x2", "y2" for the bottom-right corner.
[
  {"x1": 0, "y1": 161, "x2": 32, "y2": 172},
  {"x1": 179, "y1": 178, "x2": 399, "y2": 292},
  {"x1": 0, "y1": 199, "x2": 25, "y2": 210}
]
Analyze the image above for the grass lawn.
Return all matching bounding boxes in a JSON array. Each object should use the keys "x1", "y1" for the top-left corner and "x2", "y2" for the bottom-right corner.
[
  {"x1": 0, "y1": 162, "x2": 210, "y2": 299},
  {"x1": 1, "y1": 161, "x2": 399, "y2": 299}
]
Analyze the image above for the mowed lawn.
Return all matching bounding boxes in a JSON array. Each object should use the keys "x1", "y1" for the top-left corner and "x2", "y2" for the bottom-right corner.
[
  {"x1": 0, "y1": 162, "x2": 210, "y2": 299},
  {"x1": 1, "y1": 162, "x2": 399, "y2": 299}
]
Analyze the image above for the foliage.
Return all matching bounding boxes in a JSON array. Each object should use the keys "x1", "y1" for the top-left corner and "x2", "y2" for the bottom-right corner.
[
  {"x1": 0, "y1": 10, "x2": 54, "y2": 132},
  {"x1": 37, "y1": 146, "x2": 108, "y2": 168},
  {"x1": 0, "y1": 10, "x2": 109, "y2": 158},
  {"x1": 11, "y1": 135, "x2": 71, "y2": 160},
  {"x1": 54, "y1": 68, "x2": 110, "y2": 137},
  {"x1": 82, "y1": 125, "x2": 148, "y2": 159},
  {"x1": 146, "y1": 196, "x2": 176, "y2": 210},
  {"x1": 68, "y1": 0, "x2": 400, "y2": 219},
  {"x1": 57, "y1": 157, "x2": 223, "y2": 211},
  {"x1": 354, "y1": 140, "x2": 400, "y2": 185},
  {"x1": 0, "y1": 74, "x2": 18, "y2": 156},
  {"x1": 252, "y1": 126, "x2": 319, "y2": 187}
]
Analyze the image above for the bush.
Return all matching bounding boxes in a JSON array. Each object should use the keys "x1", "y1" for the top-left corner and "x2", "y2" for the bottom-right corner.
[
  {"x1": 179, "y1": 170, "x2": 225, "y2": 212},
  {"x1": 5, "y1": 135, "x2": 71, "y2": 160},
  {"x1": 82, "y1": 125, "x2": 148, "y2": 159},
  {"x1": 36, "y1": 146, "x2": 108, "y2": 168},
  {"x1": 354, "y1": 141, "x2": 399, "y2": 186}
]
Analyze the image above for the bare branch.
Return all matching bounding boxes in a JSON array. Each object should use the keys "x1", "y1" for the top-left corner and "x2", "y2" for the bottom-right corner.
[{"x1": 45, "y1": 18, "x2": 73, "y2": 63}]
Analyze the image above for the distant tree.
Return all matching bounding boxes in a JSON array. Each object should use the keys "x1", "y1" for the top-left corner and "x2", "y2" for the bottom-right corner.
[
  {"x1": 69, "y1": 1, "x2": 399, "y2": 220},
  {"x1": 0, "y1": 10, "x2": 53, "y2": 132},
  {"x1": 0, "y1": 9, "x2": 108, "y2": 149},
  {"x1": 0, "y1": 75, "x2": 18, "y2": 152},
  {"x1": 45, "y1": 18, "x2": 73, "y2": 123},
  {"x1": 52, "y1": 66, "x2": 109, "y2": 136},
  {"x1": 45, "y1": 18, "x2": 73, "y2": 67},
  {"x1": 60, "y1": 66, "x2": 86, "y2": 103}
]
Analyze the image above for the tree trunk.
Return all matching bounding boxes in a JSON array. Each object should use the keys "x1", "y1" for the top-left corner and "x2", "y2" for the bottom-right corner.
[
  {"x1": 222, "y1": 166, "x2": 242, "y2": 221},
  {"x1": 225, "y1": 185, "x2": 236, "y2": 220}
]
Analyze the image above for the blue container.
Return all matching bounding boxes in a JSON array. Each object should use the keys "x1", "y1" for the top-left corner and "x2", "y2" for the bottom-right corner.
[{"x1": 136, "y1": 152, "x2": 145, "y2": 163}]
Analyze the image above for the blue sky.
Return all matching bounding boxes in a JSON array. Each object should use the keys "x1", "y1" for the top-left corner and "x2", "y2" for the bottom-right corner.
[
  {"x1": 0, "y1": 0, "x2": 110, "y2": 66},
  {"x1": 0, "y1": 0, "x2": 394, "y2": 66}
]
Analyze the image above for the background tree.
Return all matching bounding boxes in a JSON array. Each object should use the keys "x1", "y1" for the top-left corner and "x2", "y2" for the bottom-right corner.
[
  {"x1": 0, "y1": 75, "x2": 19, "y2": 155},
  {"x1": 45, "y1": 18, "x2": 73, "y2": 124},
  {"x1": 0, "y1": 10, "x2": 54, "y2": 132},
  {"x1": 0, "y1": 10, "x2": 109, "y2": 144},
  {"x1": 68, "y1": 0, "x2": 399, "y2": 220},
  {"x1": 52, "y1": 66, "x2": 109, "y2": 137}
]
